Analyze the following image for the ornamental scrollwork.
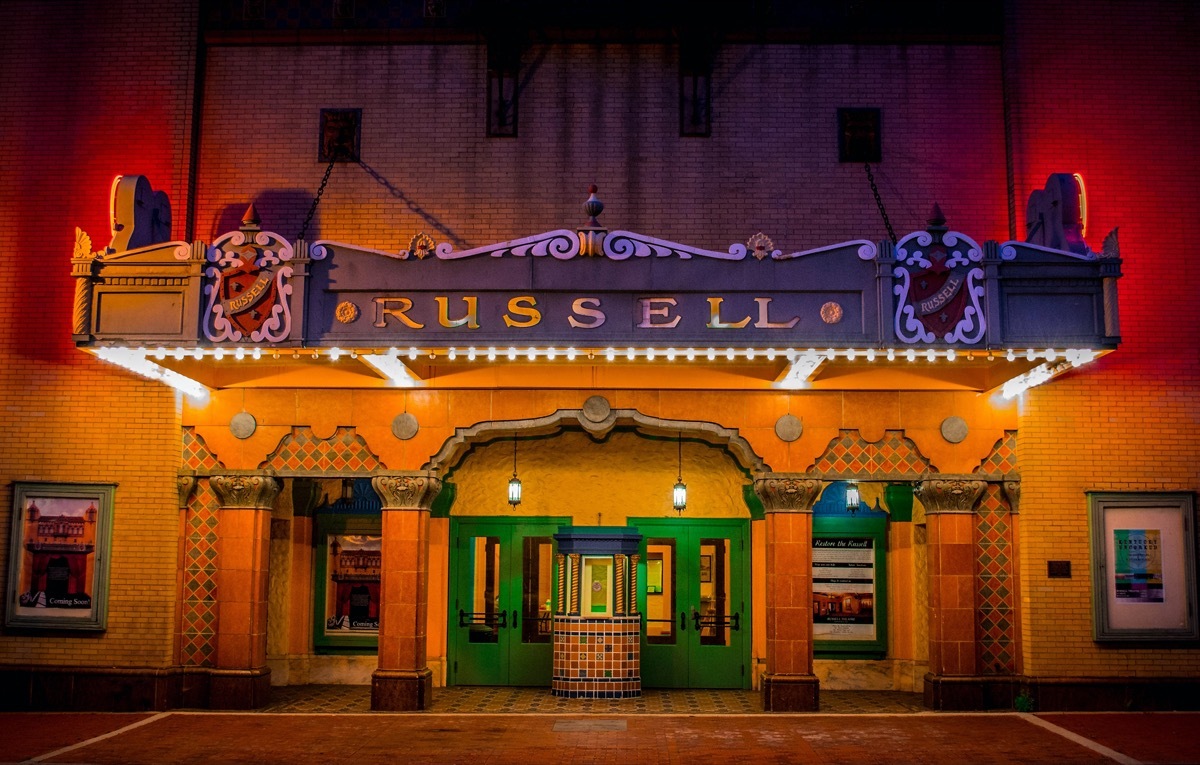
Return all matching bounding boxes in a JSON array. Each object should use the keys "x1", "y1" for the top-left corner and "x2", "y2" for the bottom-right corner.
[
  {"x1": 754, "y1": 476, "x2": 823, "y2": 513},
  {"x1": 210, "y1": 474, "x2": 282, "y2": 509},
  {"x1": 914, "y1": 478, "x2": 985, "y2": 514},
  {"x1": 371, "y1": 473, "x2": 443, "y2": 510}
]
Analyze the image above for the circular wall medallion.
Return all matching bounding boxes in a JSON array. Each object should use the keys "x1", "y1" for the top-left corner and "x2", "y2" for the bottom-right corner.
[
  {"x1": 940, "y1": 416, "x2": 969, "y2": 444},
  {"x1": 335, "y1": 301, "x2": 360, "y2": 324},
  {"x1": 230, "y1": 412, "x2": 257, "y2": 439},
  {"x1": 774, "y1": 414, "x2": 803, "y2": 442},
  {"x1": 582, "y1": 395, "x2": 612, "y2": 423},
  {"x1": 392, "y1": 412, "x2": 419, "y2": 440},
  {"x1": 820, "y1": 302, "x2": 844, "y2": 324}
]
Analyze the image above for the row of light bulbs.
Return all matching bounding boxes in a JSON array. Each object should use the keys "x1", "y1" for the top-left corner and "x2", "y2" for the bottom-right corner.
[{"x1": 139, "y1": 345, "x2": 1095, "y2": 364}]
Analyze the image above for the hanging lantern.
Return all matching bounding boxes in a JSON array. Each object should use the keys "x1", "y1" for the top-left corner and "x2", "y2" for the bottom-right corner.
[
  {"x1": 673, "y1": 433, "x2": 687, "y2": 514},
  {"x1": 845, "y1": 481, "x2": 860, "y2": 513},
  {"x1": 508, "y1": 438, "x2": 522, "y2": 508}
]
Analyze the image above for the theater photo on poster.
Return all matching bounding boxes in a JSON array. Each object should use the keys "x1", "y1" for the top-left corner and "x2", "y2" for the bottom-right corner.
[{"x1": 5, "y1": 482, "x2": 114, "y2": 631}]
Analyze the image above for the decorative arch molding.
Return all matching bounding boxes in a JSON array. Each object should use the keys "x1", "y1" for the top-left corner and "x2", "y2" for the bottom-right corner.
[{"x1": 424, "y1": 397, "x2": 769, "y2": 476}]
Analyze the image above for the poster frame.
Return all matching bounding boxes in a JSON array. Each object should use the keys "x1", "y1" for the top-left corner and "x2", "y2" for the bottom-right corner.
[
  {"x1": 5, "y1": 481, "x2": 115, "y2": 631},
  {"x1": 1088, "y1": 491, "x2": 1198, "y2": 642},
  {"x1": 812, "y1": 514, "x2": 888, "y2": 658},
  {"x1": 312, "y1": 512, "x2": 382, "y2": 652}
]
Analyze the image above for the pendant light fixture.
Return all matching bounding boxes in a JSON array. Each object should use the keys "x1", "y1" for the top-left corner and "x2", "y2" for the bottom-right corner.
[
  {"x1": 845, "y1": 481, "x2": 860, "y2": 514},
  {"x1": 508, "y1": 438, "x2": 522, "y2": 508},
  {"x1": 672, "y1": 432, "x2": 687, "y2": 514}
]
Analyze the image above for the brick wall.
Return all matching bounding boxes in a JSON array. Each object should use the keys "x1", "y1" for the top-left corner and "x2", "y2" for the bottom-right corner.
[
  {"x1": 1005, "y1": 0, "x2": 1200, "y2": 676},
  {"x1": 0, "y1": 1, "x2": 199, "y2": 667}
]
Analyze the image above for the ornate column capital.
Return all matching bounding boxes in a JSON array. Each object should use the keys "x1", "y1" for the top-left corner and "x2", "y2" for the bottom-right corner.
[
  {"x1": 371, "y1": 472, "x2": 442, "y2": 511},
  {"x1": 210, "y1": 473, "x2": 282, "y2": 510},
  {"x1": 915, "y1": 477, "x2": 986, "y2": 514},
  {"x1": 754, "y1": 474, "x2": 822, "y2": 514},
  {"x1": 1001, "y1": 479, "x2": 1021, "y2": 514},
  {"x1": 178, "y1": 475, "x2": 198, "y2": 508}
]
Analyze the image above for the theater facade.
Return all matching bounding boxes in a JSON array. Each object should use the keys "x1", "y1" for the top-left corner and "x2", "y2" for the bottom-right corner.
[{"x1": 2, "y1": 0, "x2": 1199, "y2": 715}]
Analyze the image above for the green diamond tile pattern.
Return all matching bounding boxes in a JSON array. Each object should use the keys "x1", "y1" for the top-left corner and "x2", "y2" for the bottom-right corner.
[
  {"x1": 258, "y1": 426, "x2": 385, "y2": 473},
  {"x1": 181, "y1": 480, "x2": 219, "y2": 668},
  {"x1": 975, "y1": 430, "x2": 1018, "y2": 475},
  {"x1": 809, "y1": 430, "x2": 936, "y2": 475},
  {"x1": 974, "y1": 486, "x2": 1017, "y2": 675},
  {"x1": 182, "y1": 427, "x2": 224, "y2": 471}
]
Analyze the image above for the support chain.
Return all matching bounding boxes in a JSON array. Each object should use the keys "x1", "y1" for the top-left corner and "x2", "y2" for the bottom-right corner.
[
  {"x1": 865, "y1": 162, "x2": 897, "y2": 245},
  {"x1": 297, "y1": 156, "x2": 338, "y2": 241}
]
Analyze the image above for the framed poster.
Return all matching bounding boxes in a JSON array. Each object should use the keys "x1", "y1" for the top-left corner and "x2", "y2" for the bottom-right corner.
[
  {"x1": 812, "y1": 513, "x2": 888, "y2": 658},
  {"x1": 6, "y1": 482, "x2": 115, "y2": 631},
  {"x1": 1088, "y1": 492, "x2": 1198, "y2": 641},
  {"x1": 313, "y1": 512, "x2": 382, "y2": 651}
]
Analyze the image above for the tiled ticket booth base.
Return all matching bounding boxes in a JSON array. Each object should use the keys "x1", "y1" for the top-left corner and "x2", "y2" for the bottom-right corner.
[{"x1": 552, "y1": 615, "x2": 641, "y2": 698}]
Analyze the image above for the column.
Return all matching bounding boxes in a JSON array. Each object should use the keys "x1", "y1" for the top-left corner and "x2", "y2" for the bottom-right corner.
[
  {"x1": 754, "y1": 474, "x2": 822, "y2": 711},
  {"x1": 917, "y1": 477, "x2": 985, "y2": 709},
  {"x1": 370, "y1": 472, "x2": 441, "y2": 711},
  {"x1": 209, "y1": 473, "x2": 280, "y2": 709}
]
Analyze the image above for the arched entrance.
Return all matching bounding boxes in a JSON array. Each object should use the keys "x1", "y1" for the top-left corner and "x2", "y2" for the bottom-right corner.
[{"x1": 429, "y1": 400, "x2": 766, "y2": 690}]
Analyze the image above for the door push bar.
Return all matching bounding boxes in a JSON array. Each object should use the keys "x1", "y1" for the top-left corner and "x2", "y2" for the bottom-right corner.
[
  {"x1": 458, "y1": 609, "x2": 507, "y2": 629},
  {"x1": 692, "y1": 611, "x2": 741, "y2": 632}
]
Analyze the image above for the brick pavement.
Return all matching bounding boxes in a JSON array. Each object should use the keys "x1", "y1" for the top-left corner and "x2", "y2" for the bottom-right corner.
[{"x1": 3, "y1": 711, "x2": 1198, "y2": 765}]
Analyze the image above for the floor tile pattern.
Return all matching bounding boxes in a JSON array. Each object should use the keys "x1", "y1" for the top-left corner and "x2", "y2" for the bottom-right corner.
[{"x1": 256, "y1": 685, "x2": 927, "y2": 715}]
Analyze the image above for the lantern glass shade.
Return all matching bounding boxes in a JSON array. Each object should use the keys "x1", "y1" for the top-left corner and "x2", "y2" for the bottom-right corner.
[
  {"x1": 673, "y1": 479, "x2": 687, "y2": 513},
  {"x1": 845, "y1": 482, "x2": 861, "y2": 513},
  {"x1": 508, "y1": 475, "x2": 522, "y2": 507}
]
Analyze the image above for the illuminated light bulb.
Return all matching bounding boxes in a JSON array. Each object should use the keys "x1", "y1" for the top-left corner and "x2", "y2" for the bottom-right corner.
[
  {"x1": 1045, "y1": 349, "x2": 1057, "y2": 362},
  {"x1": 234, "y1": 348, "x2": 246, "y2": 360},
  {"x1": 646, "y1": 348, "x2": 656, "y2": 361},
  {"x1": 926, "y1": 349, "x2": 936, "y2": 362},
  {"x1": 566, "y1": 348, "x2": 577, "y2": 361},
  {"x1": 866, "y1": 349, "x2": 876, "y2": 362},
  {"x1": 825, "y1": 348, "x2": 836, "y2": 360},
  {"x1": 1006, "y1": 349, "x2": 1016, "y2": 362},
  {"x1": 725, "y1": 348, "x2": 736, "y2": 361},
  {"x1": 350, "y1": 351, "x2": 357, "y2": 359},
  {"x1": 766, "y1": 348, "x2": 777, "y2": 361},
  {"x1": 487, "y1": 347, "x2": 497, "y2": 361},
  {"x1": 906, "y1": 349, "x2": 915, "y2": 362},
  {"x1": 666, "y1": 348, "x2": 676, "y2": 361},
  {"x1": 193, "y1": 348, "x2": 204, "y2": 360},
  {"x1": 328, "y1": 347, "x2": 342, "y2": 361},
  {"x1": 174, "y1": 348, "x2": 185, "y2": 360},
  {"x1": 467, "y1": 347, "x2": 477, "y2": 361},
  {"x1": 707, "y1": 348, "x2": 716, "y2": 361},
  {"x1": 627, "y1": 347, "x2": 636, "y2": 361},
  {"x1": 154, "y1": 347, "x2": 166, "y2": 360},
  {"x1": 746, "y1": 349, "x2": 756, "y2": 360},
  {"x1": 507, "y1": 347, "x2": 517, "y2": 361},
  {"x1": 408, "y1": 347, "x2": 418, "y2": 360},
  {"x1": 886, "y1": 348, "x2": 895, "y2": 361},
  {"x1": 846, "y1": 349, "x2": 857, "y2": 361},
  {"x1": 312, "y1": 350, "x2": 320, "y2": 359},
  {"x1": 606, "y1": 348, "x2": 615, "y2": 361},
  {"x1": 252, "y1": 348, "x2": 262, "y2": 360},
  {"x1": 686, "y1": 349, "x2": 696, "y2": 361},
  {"x1": 546, "y1": 348, "x2": 557, "y2": 360},
  {"x1": 448, "y1": 348, "x2": 457, "y2": 361},
  {"x1": 213, "y1": 348, "x2": 226, "y2": 361},
  {"x1": 947, "y1": 349, "x2": 957, "y2": 361},
  {"x1": 1026, "y1": 348, "x2": 1036, "y2": 361},
  {"x1": 526, "y1": 348, "x2": 537, "y2": 361}
]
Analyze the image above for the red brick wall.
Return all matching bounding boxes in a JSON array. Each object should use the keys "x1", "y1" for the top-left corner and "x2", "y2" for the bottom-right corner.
[{"x1": 1005, "y1": 0, "x2": 1200, "y2": 676}]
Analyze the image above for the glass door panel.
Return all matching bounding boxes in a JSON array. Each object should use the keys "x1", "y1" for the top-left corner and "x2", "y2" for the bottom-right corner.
[
  {"x1": 466, "y1": 536, "x2": 502, "y2": 644},
  {"x1": 645, "y1": 539, "x2": 676, "y2": 645}
]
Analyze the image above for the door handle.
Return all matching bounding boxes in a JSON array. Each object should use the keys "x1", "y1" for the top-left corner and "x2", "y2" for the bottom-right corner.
[
  {"x1": 512, "y1": 609, "x2": 519, "y2": 629},
  {"x1": 692, "y1": 610, "x2": 702, "y2": 632},
  {"x1": 679, "y1": 611, "x2": 687, "y2": 631}
]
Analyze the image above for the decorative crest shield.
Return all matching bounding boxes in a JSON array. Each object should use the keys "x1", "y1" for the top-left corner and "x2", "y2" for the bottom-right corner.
[
  {"x1": 893, "y1": 206, "x2": 986, "y2": 344},
  {"x1": 203, "y1": 205, "x2": 294, "y2": 343}
]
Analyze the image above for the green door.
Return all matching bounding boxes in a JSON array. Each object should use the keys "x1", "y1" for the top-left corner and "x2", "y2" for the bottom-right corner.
[
  {"x1": 634, "y1": 518, "x2": 750, "y2": 689},
  {"x1": 449, "y1": 517, "x2": 567, "y2": 686}
]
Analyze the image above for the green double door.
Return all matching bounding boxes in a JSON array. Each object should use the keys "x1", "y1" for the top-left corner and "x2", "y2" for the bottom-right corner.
[
  {"x1": 635, "y1": 518, "x2": 751, "y2": 689},
  {"x1": 449, "y1": 517, "x2": 567, "y2": 686}
]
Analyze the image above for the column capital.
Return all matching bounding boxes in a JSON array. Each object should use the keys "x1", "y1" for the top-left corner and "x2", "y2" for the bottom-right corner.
[
  {"x1": 1001, "y1": 479, "x2": 1021, "y2": 514},
  {"x1": 371, "y1": 472, "x2": 442, "y2": 511},
  {"x1": 754, "y1": 474, "x2": 822, "y2": 514},
  {"x1": 210, "y1": 473, "x2": 281, "y2": 509},
  {"x1": 915, "y1": 477, "x2": 986, "y2": 514},
  {"x1": 178, "y1": 475, "x2": 198, "y2": 508}
]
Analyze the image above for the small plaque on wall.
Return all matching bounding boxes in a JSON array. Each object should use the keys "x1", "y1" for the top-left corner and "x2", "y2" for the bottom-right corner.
[{"x1": 1047, "y1": 560, "x2": 1071, "y2": 578}]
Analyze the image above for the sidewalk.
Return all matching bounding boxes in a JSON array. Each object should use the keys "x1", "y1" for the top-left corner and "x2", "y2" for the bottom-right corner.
[{"x1": 3, "y1": 710, "x2": 1198, "y2": 764}]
